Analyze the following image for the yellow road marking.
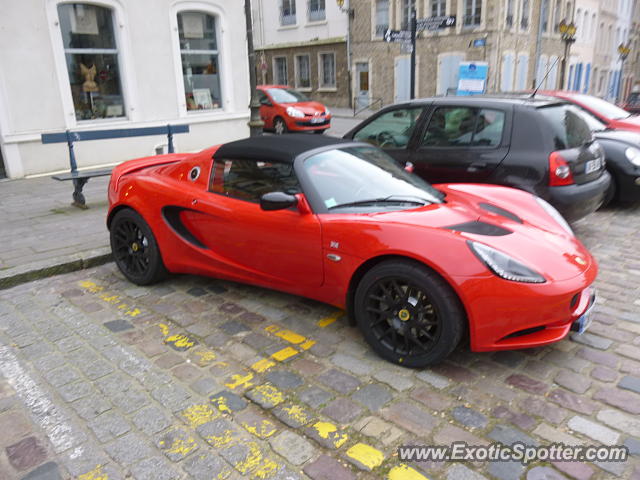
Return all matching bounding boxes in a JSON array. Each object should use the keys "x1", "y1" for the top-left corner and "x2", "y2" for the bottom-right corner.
[
  {"x1": 317, "y1": 310, "x2": 344, "y2": 327},
  {"x1": 299, "y1": 339, "x2": 316, "y2": 350},
  {"x1": 234, "y1": 442, "x2": 279, "y2": 479},
  {"x1": 164, "y1": 334, "x2": 196, "y2": 349},
  {"x1": 346, "y1": 443, "x2": 385, "y2": 470},
  {"x1": 206, "y1": 429, "x2": 234, "y2": 448},
  {"x1": 225, "y1": 372, "x2": 254, "y2": 390},
  {"x1": 243, "y1": 419, "x2": 277, "y2": 439},
  {"x1": 311, "y1": 421, "x2": 348, "y2": 448},
  {"x1": 271, "y1": 347, "x2": 299, "y2": 362},
  {"x1": 252, "y1": 384, "x2": 285, "y2": 407},
  {"x1": 181, "y1": 404, "x2": 218, "y2": 428},
  {"x1": 274, "y1": 329, "x2": 306, "y2": 344},
  {"x1": 158, "y1": 323, "x2": 170, "y2": 336},
  {"x1": 77, "y1": 465, "x2": 108, "y2": 480},
  {"x1": 388, "y1": 464, "x2": 430, "y2": 480},
  {"x1": 251, "y1": 358, "x2": 276, "y2": 373},
  {"x1": 165, "y1": 436, "x2": 198, "y2": 456}
]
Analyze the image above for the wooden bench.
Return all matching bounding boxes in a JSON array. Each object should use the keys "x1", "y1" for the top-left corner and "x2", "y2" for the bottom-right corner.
[{"x1": 42, "y1": 125, "x2": 189, "y2": 208}]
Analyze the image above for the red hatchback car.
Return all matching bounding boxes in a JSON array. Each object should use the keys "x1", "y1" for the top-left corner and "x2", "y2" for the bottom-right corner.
[
  {"x1": 541, "y1": 90, "x2": 640, "y2": 133},
  {"x1": 257, "y1": 85, "x2": 331, "y2": 135}
]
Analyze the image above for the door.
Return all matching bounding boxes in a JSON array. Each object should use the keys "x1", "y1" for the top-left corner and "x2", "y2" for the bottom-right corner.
[
  {"x1": 257, "y1": 90, "x2": 275, "y2": 129},
  {"x1": 356, "y1": 62, "x2": 369, "y2": 109},
  {"x1": 350, "y1": 106, "x2": 427, "y2": 167},
  {"x1": 437, "y1": 54, "x2": 464, "y2": 95},
  {"x1": 411, "y1": 105, "x2": 510, "y2": 184},
  {"x1": 181, "y1": 158, "x2": 323, "y2": 287},
  {"x1": 394, "y1": 56, "x2": 410, "y2": 103}
]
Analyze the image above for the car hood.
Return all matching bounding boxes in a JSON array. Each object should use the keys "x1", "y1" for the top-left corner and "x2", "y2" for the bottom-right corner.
[
  {"x1": 284, "y1": 101, "x2": 328, "y2": 115},
  {"x1": 595, "y1": 129, "x2": 640, "y2": 146},
  {"x1": 364, "y1": 184, "x2": 594, "y2": 282}
]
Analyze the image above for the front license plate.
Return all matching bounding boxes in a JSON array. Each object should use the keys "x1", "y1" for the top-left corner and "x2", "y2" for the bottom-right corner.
[
  {"x1": 310, "y1": 117, "x2": 322, "y2": 124},
  {"x1": 585, "y1": 158, "x2": 602, "y2": 174},
  {"x1": 576, "y1": 309, "x2": 593, "y2": 334}
]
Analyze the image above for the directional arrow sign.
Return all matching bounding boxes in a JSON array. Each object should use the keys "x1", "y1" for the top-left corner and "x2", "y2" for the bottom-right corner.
[
  {"x1": 384, "y1": 29, "x2": 412, "y2": 43},
  {"x1": 416, "y1": 15, "x2": 456, "y2": 32}
]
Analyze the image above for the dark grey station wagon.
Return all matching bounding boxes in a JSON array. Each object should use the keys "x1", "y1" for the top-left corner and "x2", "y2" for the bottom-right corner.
[{"x1": 344, "y1": 96, "x2": 611, "y2": 221}]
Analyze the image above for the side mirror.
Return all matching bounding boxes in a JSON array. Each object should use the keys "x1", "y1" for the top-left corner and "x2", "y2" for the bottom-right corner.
[
  {"x1": 260, "y1": 99, "x2": 272, "y2": 106},
  {"x1": 260, "y1": 192, "x2": 298, "y2": 211},
  {"x1": 404, "y1": 161, "x2": 414, "y2": 173}
]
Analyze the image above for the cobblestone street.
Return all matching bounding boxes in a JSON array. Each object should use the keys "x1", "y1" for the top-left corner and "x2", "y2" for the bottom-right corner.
[{"x1": 0, "y1": 203, "x2": 639, "y2": 480}]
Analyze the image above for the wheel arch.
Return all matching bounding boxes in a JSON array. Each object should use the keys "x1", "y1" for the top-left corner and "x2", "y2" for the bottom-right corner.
[
  {"x1": 345, "y1": 254, "x2": 469, "y2": 336},
  {"x1": 107, "y1": 204, "x2": 137, "y2": 230}
]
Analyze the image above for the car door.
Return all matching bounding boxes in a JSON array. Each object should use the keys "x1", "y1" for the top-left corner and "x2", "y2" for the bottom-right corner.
[
  {"x1": 411, "y1": 105, "x2": 511, "y2": 184},
  {"x1": 258, "y1": 90, "x2": 274, "y2": 129},
  {"x1": 347, "y1": 106, "x2": 428, "y2": 167},
  {"x1": 181, "y1": 157, "x2": 323, "y2": 287}
]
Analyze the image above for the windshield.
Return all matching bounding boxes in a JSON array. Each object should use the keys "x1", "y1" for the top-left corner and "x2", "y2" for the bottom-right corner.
[
  {"x1": 302, "y1": 146, "x2": 444, "y2": 213},
  {"x1": 267, "y1": 88, "x2": 310, "y2": 104},
  {"x1": 570, "y1": 93, "x2": 631, "y2": 120}
]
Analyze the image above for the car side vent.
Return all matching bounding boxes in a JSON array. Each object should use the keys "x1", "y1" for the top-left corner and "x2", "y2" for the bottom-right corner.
[
  {"x1": 445, "y1": 221, "x2": 512, "y2": 236},
  {"x1": 162, "y1": 206, "x2": 208, "y2": 249},
  {"x1": 479, "y1": 203, "x2": 524, "y2": 224}
]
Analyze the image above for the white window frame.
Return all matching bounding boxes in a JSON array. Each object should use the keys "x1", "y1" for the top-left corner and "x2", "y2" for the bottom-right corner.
[
  {"x1": 308, "y1": 0, "x2": 325, "y2": 22},
  {"x1": 373, "y1": 0, "x2": 390, "y2": 39},
  {"x1": 294, "y1": 54, "x2": 311, "y2": 91},
  {"x1": 462, "y1": 0, "x2": 481, "y2": 27},
  {"x1": 170, "y1": 2, "x2": 231, "y2": 118},
  {"x1": 519, "y1": 0, "x2": 530, "y2": 31},
  {"x1": 280, "y1": 0, "x2": 297, "y2": 26},
  {"x1": 46, "y1": 0, "x2": 138, "y2": 127},
  {"x1": 273, "y1": 56, "x2": 288, "y2": 85},
  {"x1": 318, "y1": 51, "x2": 336, "y2": 90}
]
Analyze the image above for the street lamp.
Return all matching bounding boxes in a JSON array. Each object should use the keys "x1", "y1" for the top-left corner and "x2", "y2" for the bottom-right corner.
[
  {"x1": 558, "y1": 19, "x2": 577, "y2": 90},
  {"x1": 616, "y1": 42, "x2": 632, "y2": 103}
]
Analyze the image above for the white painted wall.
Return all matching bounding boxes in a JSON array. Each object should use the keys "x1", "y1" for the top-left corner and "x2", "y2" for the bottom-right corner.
[
  {"x1": 0, "y1": 0, "x2": 250, "y2": 178},
  {"x1": 252, "y1": 0, "x2": 348, "y2": 47}
]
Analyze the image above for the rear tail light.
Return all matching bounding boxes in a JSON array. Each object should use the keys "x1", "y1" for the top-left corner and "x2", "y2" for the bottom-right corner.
[{"x1": 548, "y1": 152, "x2": 574, "y2": 186}]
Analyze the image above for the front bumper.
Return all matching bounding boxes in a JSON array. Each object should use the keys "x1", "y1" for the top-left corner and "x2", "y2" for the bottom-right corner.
[
  {"x1": 460, "y1": 262, "x2": 598, "y2": 352},
  {"x1": 548, "y1": 170, "x2": 611, "y2": 221},
  {"x1": 287, "y1": 116, "x2": 331, "y2": 131}
]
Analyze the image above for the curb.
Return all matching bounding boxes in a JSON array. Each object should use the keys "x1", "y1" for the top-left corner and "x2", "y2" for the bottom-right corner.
[{"x1": 0, "y1": 247, "x2": 113, "y2": 290}]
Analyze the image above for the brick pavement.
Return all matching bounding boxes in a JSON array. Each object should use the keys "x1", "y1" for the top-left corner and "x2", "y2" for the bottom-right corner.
[{"x1": 0, "y1": 204, "x2": 638, "y2": 479}]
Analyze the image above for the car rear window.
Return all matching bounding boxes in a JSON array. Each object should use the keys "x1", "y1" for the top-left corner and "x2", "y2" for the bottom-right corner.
[{"x1": 537, "y1": 104, "x2": 593, "y2": 150}]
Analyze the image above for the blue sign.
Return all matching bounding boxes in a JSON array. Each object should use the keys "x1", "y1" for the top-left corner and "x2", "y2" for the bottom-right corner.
[
  {"x1": 472, "y1": 38, "x2": 486, "y2": 47},
  {"x1": 456, "y1": 62, "x2": 488, "y2": 96}
]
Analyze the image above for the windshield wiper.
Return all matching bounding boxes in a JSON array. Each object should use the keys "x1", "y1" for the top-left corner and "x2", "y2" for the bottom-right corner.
[{"x1": 328, "y1": 195, "x2": 431, "y2": 210}]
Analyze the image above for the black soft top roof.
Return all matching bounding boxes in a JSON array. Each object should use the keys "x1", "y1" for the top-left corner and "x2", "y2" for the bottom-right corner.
[{"x1": 213, "y1": 134, "x2": 350, "y2": 163}]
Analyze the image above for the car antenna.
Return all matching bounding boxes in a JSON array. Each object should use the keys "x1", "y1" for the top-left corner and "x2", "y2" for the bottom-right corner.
[{"x1": 530, "y1": 57, "x2": 560, "y2": 98}]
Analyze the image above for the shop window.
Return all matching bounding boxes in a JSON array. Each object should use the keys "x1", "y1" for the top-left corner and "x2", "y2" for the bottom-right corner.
[
  {"x1": 178, "y1": 11, "x2": 222, "y2": 111},
  {"x1": 57, "y1": 3, "x2": 125, "y2": 121},
  {"x1": 295, "y1": 55, "x2": 311, "y2": 89},
  {"x1": 319, "y1": 53, "x2": 336, "y2": 88}
]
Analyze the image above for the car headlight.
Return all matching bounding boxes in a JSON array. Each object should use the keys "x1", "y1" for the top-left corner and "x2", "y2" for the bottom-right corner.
[
  {"x1": 468, "y1": 241, "x2": 546, "y2": 283},
  {"x1": 325, "y1": 107, "x2": 331, "y2": 116},
  {"x1": 535, "y1": 197, "x2": 573, "y2": 235},
  {"x1": 625, "y1": 147, "x2": 640, "y2": 167},
  {"x1": 286, "y1": 107, "x2": 305, "y2": 118}
]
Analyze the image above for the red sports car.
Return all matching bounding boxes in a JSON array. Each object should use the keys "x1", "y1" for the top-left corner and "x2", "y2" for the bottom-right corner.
[
  {"x1": 541, "y1": 90, "x2": 640, "y2": 133},
  {"x1": 257, "y1": 85, "x2": 331, "y2": 134},
  {"x1": 107, "y1": 135, "x2": 597, "y2": 367}
]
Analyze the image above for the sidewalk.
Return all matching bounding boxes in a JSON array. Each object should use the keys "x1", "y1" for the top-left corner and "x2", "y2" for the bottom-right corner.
[
  {"x1": 0, "y1": 175, "x2": 111, "y2": 289},
  {"x1": 327, "y1": 106, "x2": 381, "y2": 120}
]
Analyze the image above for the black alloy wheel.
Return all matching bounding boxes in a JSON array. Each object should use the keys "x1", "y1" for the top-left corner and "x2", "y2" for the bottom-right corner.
[
  {"x1": 110, "y1": 209, "x2": 167, "y2": 285},
  {"x1": 354, "y1": 260, "x2": 465, "y2": 367}
]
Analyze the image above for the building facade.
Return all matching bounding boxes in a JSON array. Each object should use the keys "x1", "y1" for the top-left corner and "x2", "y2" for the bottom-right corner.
[
  {"x1": 251, "y1": 0, "x2": 351, "y2": 107},
  {"x1": 0, "y1": 0, "x2": 251, "y2": 179},
  {"x1": 348, "y1": 0, "x2": 606, "y2": 106}
]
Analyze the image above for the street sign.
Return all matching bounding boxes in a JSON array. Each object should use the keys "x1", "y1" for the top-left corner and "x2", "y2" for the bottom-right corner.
[
  {"x1": 472, "y1": 38, "x2": 486, "y2": 47},
  {"x1": 457, "y1": 62, "x2": 488, "y2": 96},
  {"x1": 384, "y1": 29, "x2": 412, "y2": 43},
  {"x1": 416, "y1": 15, "x2": 456, "y2": 32},
  {"x1": 400, "y1": 43, "x2": 413, "y2": 54}
]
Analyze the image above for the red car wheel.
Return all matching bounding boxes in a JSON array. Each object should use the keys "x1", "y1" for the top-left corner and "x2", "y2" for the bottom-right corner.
[
  {"x1": 354, "y1": 260, "x2": 465, "y2": 367},
  {"x1": 110, "y1": 209, "x2": 167, "y2": 285}
]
